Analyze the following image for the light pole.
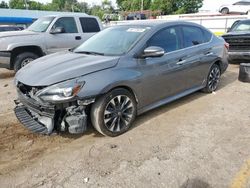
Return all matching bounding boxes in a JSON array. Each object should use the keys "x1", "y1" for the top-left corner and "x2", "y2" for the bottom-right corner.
[
  {"x1": 24, "y1": 0, "x2": 28, "y2": 10},
  {"x1": 141, "y1": 0, "x2": 143, "y2": 12}
]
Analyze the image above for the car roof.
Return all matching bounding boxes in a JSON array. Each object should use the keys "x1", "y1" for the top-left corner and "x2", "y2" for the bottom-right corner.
[
  {"x1": 0, "y1": 25, "x2": 18, "y2": 27},
  {"x1": 114, "y1": 20, "x2": 202, "y2": 28}
]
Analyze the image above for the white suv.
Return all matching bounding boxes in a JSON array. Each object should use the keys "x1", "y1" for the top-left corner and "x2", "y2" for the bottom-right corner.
[{"x1": 219, "y1": 1, "x2": 250, "y2": 14}]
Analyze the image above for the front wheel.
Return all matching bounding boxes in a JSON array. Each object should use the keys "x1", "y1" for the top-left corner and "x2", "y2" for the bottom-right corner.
[
  {"x1": 14, "y1": 52, "x2": 38, "y2": 72},
  {"x1": 202, "y1": 64, "x2": 221, "y2": 93},
  {"x1": 91, "y1": 88, "x2": 137, "y2": 137},
  {"x1": 221, "y1": 8, "x2": 229, "y2": 14}
]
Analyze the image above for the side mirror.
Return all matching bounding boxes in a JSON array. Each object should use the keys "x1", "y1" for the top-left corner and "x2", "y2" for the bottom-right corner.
[
  {"x1": 50, "y1": 27, "x2": 65, "y2": 34},
  {"x1": 142, "y1": 46, "x2": 165, "y2": 58}
]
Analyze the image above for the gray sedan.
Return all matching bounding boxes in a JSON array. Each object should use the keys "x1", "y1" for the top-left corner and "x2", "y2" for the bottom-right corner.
[{"x1": 14, "y1": 21, "x2": 229, "y2": 137}]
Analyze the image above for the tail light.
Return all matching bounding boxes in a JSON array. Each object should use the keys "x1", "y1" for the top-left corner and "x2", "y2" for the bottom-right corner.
[{"x1": 224, "y1": 42, "x2": 230, "y2": 50}]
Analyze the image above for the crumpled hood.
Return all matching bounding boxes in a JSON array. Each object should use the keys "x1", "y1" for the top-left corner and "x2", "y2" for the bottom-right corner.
[
  {"x1": 0, "y1": 30, "x2": 38, "y2": 39},
  {"x1": 16, "y1": 51, "x2": 120, "y2": 86}
]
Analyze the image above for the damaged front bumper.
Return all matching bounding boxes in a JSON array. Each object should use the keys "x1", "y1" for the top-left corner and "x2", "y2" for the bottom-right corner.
[{"x1": 14, "y1": 90, "x2": 89, "y2": 135}]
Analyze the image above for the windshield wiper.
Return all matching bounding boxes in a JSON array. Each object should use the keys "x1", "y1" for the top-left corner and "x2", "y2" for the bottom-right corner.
[{"x1": 75, "y1": 51, "x2": 104, "y2": 56}]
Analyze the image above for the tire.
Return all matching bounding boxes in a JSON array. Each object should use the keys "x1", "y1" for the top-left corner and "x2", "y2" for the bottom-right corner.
[
  {"x1": 202, "y1": 64, "x2": 221, "y2": 93},
  {"x1": 221, "y1": 8, "x2": 229, "y2": 14},
  {"x1": 91, "y1": 88, "x2": 137, "y2": 137},
  {"x1": 14, "y1": 52, "x2": 39, "y2": 72}
]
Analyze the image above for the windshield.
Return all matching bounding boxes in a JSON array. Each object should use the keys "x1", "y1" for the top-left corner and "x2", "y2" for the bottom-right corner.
[
  {"x1": 74, "y1": 26, "x2": 150, "y2": 56},
  {"x1": 27, "y1": 17, "x2": 55, "y2": 32},
  {"x1": 231, "y1": 21, "x2": 250, "y2": 32}
]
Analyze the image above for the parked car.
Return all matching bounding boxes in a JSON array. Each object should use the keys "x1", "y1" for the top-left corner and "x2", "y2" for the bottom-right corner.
[
  {"x1": 0, "y1": 25, "x2": 24, "y2": 32},
  {"x1": 0, "y1": 14, "x2": 102, "y2": 72},
  {"x1": 222, "y1": 19, "x2": 250, "y2": 62},
  {"x1": 126, "y1": 13, "x2": 146, "y2": 20},
  {"x1": 14, "y1": 21, "x2": 229, "y2": 137},
  {"x1": 219, "y1": 1, "x2": 250, "y2": 14}
]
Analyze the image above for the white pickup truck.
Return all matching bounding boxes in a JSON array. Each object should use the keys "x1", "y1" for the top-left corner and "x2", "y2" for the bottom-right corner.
[{"x1": 0, "y1": 14, "x2": 103, "y2": 72}]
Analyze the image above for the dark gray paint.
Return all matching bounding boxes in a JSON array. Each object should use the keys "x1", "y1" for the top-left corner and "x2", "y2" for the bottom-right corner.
[{"x1": 15, "y1": 21, "x2": 229, "y2": 114}]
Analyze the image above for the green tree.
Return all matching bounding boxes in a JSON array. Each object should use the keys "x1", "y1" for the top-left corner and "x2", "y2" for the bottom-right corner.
[
  {"x1": 151, "y1": 0, "x2": 203, "y2": 14},
  {"x1": 9, "y1": 0, "x2": 26, "y2": 9},
  {"x1": 0, "y1": 1, "x2": 8, "y2": 8},
  {"x1": 117, "y1": 0, "x2": 151, "y2": 11},
  {"x1": 28, "y1": 1, "x2": 43, "y2": 10}
]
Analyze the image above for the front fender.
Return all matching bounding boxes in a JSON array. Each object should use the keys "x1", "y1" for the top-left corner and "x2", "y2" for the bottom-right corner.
[{"x1": 77, "y1": 68, "x2": 142, "y2": 103}]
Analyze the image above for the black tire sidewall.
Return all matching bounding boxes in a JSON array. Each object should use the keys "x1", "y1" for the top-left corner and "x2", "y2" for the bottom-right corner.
[
  {"x1": 14, "y1": 52, "x2": 38, "y2": 72},
  {"x1": 91, "y1": 88, "x2": 137, "y2": 137},
  {"x1": 204, "y1": 64, "x2": 221, "y2": 93}
]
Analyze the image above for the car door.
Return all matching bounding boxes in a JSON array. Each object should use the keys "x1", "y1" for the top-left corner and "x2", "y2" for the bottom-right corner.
[
  {"x1": 139, "y1": 26, "x2": 190, "y2": 107},
  {"x1": 78, "y1": 17, "x2": 101, "y2": 43},
  {"x1": 45, "y1": 17, "x2": 82, "y2": 54},
  {"x1": 180, "y1": 25, "x2": 215, "y2": 90}
]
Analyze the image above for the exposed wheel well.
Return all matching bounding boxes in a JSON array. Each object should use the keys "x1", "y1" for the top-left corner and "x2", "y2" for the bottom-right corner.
[
  {"x1": 10, "y1": 46, "x2": 44, "y2": 69},
  {"x1": 107, "y1": 86, "x2": 138, "y2": 103},
  {"x1": 214, "y1": 60, "x2": 222, "y2": 72}
]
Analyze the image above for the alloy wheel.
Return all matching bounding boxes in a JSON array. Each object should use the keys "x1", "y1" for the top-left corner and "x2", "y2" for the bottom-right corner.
[
  {"x1": 104, "y1": 95, "x2": 134, "y2": 133},
  {"x1": 208, "y1": 66, "x2": 220, "y2": 91}
]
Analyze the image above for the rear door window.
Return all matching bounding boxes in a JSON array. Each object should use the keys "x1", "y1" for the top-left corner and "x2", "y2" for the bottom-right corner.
[
  {"x1": 182, "y1": 26, "x2": 205, "y2": 47},
  {"x1": 79, "y1": 17, "x2": 100, "y2": 33}
]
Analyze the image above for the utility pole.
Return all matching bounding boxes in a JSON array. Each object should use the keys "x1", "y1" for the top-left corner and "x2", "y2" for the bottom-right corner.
[
  {"x1": 141, "y1": 0, "x2": 143, "y2": 12},
  {"x1": 24, "y1": 0, "x2": 28, "y2": 10}
]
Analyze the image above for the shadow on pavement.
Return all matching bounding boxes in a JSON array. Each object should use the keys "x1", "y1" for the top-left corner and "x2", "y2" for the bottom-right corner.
[{"x1": 180, "y1": 178, "x2": 211, "y2": 188}]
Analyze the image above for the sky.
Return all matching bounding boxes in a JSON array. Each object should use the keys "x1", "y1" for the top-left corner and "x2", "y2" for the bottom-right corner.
[{"x1": 2, "y1": 0, "x2": 240, "y2": 12}]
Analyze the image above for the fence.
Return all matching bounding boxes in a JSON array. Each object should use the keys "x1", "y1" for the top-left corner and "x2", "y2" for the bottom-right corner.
[{"x1": 109, "y1": 13, "x2": 250, "y2": 35}]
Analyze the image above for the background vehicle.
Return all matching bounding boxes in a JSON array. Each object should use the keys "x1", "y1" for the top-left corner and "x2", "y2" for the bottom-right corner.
[
  {"x1": 219, "y1": 1, "x2": 250, "y2": 14},
  {"x1": 0, "y1": 25, "x2": 24, "y2": 32},
  {"x1": 126, "y1": 13, "x2": 146, "y2": 20},
  {"x1": 0, "y1": 14, "x2": 102, "y2": 72},
  {"x1": 14, "y1": 21, "x2": 228, "y2": 137},
  {"x1": 222, "y1": 19, "x2": 250, "y2": 62}
]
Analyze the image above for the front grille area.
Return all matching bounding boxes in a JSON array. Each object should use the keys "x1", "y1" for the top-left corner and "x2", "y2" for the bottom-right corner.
[
  {"x1": 223, "y1": 36, "x2": 250, "y2": 51},
  {"x1": 16, "y1": 82, "x2": 55, "y2": 117},
  {"x1": 14, "y1": 105, "x2": 49, "y2": 134}
]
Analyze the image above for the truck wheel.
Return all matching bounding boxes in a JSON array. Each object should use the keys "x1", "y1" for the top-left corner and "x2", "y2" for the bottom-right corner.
[
  {"x1": 91, "y1": 88, "x2": 137, "y2": 137},
  {"x1": 14, "y1": 52, "x2": 38, "y2": 72}
]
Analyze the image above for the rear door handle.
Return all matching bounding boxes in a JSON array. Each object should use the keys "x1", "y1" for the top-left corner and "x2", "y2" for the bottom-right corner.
[
  {"x1": 75, "y1": 36, "x2": 81, "y2": 40},
  {"x1": 205, "y1": 52, "x2": 214, "y2": 56},
  {"x1": 177, "y1": 59, "x2": 187, "y2": 65}
]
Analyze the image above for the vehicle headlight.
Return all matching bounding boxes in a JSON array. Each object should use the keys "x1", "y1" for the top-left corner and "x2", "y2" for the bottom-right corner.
[{"x1": 35, "y1": 80, "x2": 85, "y2": 103}]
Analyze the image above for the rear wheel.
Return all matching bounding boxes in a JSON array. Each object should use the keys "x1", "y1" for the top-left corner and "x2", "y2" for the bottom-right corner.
[
  {"x1": 221, "y1": 8, "x2": 229, "y2": 14},
  {"x1": 91, "y1": 88, "x2": 137, "y2": 137},
  {"x1": 14, "y1": 52, "x2": 38, "y2": 72},
  {"x1": 202, "y1": 64, "x2": 221, "y2": 93}
]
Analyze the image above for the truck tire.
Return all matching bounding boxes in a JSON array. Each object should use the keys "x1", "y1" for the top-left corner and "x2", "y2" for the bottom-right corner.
[
  {"x1": 239, "y1": 63, "x2": 250, "y2": 83},
  {"x1": 14, "y1": 52, "x2": 38, "y2": 72}
]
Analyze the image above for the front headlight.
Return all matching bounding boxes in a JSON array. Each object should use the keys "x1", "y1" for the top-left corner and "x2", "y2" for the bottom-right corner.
[{"x1": 35, "y1": 80, "x2": 85, "y2": 103}]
